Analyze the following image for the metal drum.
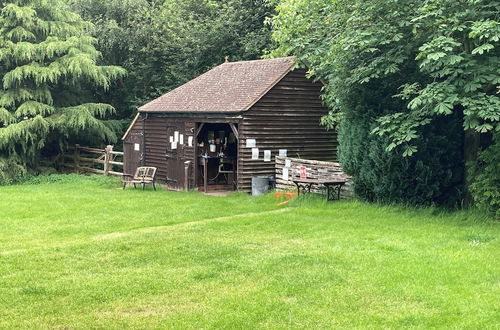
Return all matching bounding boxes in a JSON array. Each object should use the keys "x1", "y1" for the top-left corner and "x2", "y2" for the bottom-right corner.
[{"x1": 251, "y1": 176, "x2": 269, "y2": 196}]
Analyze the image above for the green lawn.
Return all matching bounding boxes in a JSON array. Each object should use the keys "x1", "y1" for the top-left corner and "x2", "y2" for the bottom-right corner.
[{"x1": 0, "y1": 175, "x2": 498, "y2": 329}]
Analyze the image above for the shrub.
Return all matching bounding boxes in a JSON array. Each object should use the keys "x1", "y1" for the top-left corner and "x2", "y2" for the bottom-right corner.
[
  {"x1": 338, "y1": 85, "x2": 464, "y2": 206},
  {"x1": 469, "y1": 133, "x2": 500, "y2": 218},
  {"x1": 0, "y1": 157, "x2": 29, "y2": 185}
]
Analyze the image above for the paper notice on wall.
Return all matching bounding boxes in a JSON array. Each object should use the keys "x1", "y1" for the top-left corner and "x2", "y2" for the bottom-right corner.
[
  {"x1": 180, "y1": 134, "x2": 184, "y2": 145},
  {"x1": 285, "y1": 159, "x2": 291, "y2": 167},
  {"x1": 188, "y1": 136, "x2": 193, "y2": 147},
  {"x1": 210, "y1": 144, "x2": 216, "y2": 152},
  {"x1": 251, "y1": 148, "x2": 259, "y2": 160},
  {"x1": 171, "y1": 141, "x2": 177, "y2": 150},
  {"x1": 169, "y1": 136, "x2": 173, "y2": 143},
  {"x1": 279, "y1": 149, "x2": 287, "y2": 157},
  {"x1": 264, "y1": 150, "x2": 271, "y2": 162},
  {"x1": 246, "y1": 139, "x2": 256, "y2": 148},
  {"x1": 174, "y1": 131, "x2": 179, "y2": 142},
  {"x1": 283, "y1": 168, "x2": 289, "y2": 181},
  {"x1": 134, "y1": 143, "x2": 140, "y2": 151},
  {"x1": 299, "y1": 166, "x2": 307, "y2": 179}
]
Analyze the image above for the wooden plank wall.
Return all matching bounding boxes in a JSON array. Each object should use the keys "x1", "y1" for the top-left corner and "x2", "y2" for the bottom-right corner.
[
  {"x1": 143, "y1": 116, "x2": 169, "y2": 181},
  {"x1": 237, "y1": 68, "x2": 338, "y2": 192},
  {"x1": 123, "y1": 115, "x2": 196, "y2": 187},
  {"x1": 275, "y1": 156, "x2": 352, "y2": 196}
]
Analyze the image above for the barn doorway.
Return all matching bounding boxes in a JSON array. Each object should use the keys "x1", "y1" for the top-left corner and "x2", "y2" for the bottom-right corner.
[{"x1": 195, "y1": 123, "x2": 238, "y2": 192}]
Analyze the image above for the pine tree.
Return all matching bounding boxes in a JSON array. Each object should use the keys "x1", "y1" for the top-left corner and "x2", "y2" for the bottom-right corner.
[{"x1": 0, "y1": 0, "x2": 126, "y2": 164}]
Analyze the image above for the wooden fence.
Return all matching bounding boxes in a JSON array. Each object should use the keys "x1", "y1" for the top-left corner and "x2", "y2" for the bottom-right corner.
[
  {"x1": 275, "y1": 156, "x2": 352, "y2": 196},
  {"x1": 61, "y1": 144, "x2": 123, "y2": 177}
]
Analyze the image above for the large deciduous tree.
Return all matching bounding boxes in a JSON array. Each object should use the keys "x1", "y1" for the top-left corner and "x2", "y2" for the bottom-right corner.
[
  {"x1": 271, "y1": 0, "x2": 499, "y2": 208},
  {"x1": 0, "y1": 0, "x2": 126, "y2": 166},
  {"x1": 70, "y1": 0, "x2": 274, "y2": 118}
]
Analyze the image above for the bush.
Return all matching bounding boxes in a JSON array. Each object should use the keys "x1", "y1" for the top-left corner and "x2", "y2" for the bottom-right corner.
[
  {"x1": 469, "y1": 133, "x2": 500, "y2": 218},
  {"x1": 338, "y1": 85, "x2": 464, "y2": 206},
  {"x1": 0, "y1": 157, "x2": 29, "y2": 185}
]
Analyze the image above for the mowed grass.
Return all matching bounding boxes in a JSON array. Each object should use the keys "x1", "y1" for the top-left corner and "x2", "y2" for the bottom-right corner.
[{"x1": 0, "y1": 175, "x2": 499, "y2": 329}]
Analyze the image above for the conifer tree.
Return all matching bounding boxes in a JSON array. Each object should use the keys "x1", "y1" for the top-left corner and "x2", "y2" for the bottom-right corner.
[{"x1": 0, "y1": 0, "x2": 126, "y2": 164}]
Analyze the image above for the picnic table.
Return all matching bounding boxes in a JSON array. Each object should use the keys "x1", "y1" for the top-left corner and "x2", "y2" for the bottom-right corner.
[{"x1": 292, "y1": 178, "x2": 346, "y2": 201}]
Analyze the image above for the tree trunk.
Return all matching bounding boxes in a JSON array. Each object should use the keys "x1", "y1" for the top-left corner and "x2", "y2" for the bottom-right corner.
[{"x1": 464, "y1": 129, "x2": 480, "y2": 205}]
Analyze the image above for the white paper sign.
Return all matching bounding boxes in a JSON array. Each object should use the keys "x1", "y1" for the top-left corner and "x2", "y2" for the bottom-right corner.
[
  {"x1": 283, "y1": 168, "x2": 289, "y2": 181},
  {"x1": 279, "y1": 149, "x2": 287, "y2": 157},
  {"x1": 171, "y1": 141, "x2": 177, "y2": 150},
  {"x1": 246, "y1": 139, "x2": 256, "y2": 148},
  {"x1": 285, "y1": 159, "x2": 291, "y2": 167},
  {"x1": 188, "y1": 136, "x2": 193, "y2": 147},
  {"x1": 210, "y1": 144, "x2": 216, "y2": 152},
  {"x1": 174, "y1": 131, "x2": 179, "y2": 142},
  {"x1": 264, "y1": 150, "x2": 271, "y2": 162},
  {"x1": 251, "y1": 148, "x2": 259, "y2": 160},
  {"x1": 169, "y1": 136, "x2": 173, "y2": 143},
  {"x1": 134, "y1": 143, "x2": 140, "y2": 151},
  {"x1": 180, "y1": 134, "x2": 184, "y2": 145}
]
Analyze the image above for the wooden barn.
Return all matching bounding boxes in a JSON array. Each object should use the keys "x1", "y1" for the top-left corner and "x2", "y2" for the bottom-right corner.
[{"x1": 122, "y1": 56, "x2": 338, "y2": 192}]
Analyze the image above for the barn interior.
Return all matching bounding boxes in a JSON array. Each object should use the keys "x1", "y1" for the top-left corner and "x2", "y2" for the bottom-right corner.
[{"x1": 196, "y1": 123, "x2": 238, "y2": 192}]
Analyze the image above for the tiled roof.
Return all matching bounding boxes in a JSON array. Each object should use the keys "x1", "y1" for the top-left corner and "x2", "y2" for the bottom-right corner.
[{"x1": 138, "y1": 56, "x2": 296, "y2": 112}]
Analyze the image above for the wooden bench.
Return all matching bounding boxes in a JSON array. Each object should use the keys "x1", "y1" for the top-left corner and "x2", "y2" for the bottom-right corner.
[
  {"x1": 122, "y1": 166, "x2": 157, "y2": 190},
  {"x1": 291, "y1": 165, "x2": 347, "y2": 201}
]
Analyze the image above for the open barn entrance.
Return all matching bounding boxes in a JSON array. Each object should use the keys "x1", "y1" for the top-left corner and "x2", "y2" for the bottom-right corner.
[{"x1": 195, "y1": 123, "x2": 238, "y2": 193}]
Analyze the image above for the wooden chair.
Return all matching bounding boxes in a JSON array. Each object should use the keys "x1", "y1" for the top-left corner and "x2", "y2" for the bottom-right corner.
[{"x1": 122, "y1": 166, "x2": 157, "y2": 190}]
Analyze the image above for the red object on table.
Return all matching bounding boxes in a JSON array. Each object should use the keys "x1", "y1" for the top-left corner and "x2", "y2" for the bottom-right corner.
[{"x1": 299, "y1": 166, "x2": 307, "y2": 179}]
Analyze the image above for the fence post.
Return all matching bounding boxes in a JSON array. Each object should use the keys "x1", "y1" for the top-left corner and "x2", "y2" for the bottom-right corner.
[
  {"x1": 74, "y1": 144, "x2": 80, "y2": 174},
  {"x1": 104, "y1": 145, "x2": 113, "y2": 176},
  {"x1": 184, "y1": 161, "x2": 191, "y2": 191}
]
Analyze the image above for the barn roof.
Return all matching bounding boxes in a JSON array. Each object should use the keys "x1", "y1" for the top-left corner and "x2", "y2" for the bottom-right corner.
[{"x1": 138, "y1": 56, "x2": 296, "y2": 113}]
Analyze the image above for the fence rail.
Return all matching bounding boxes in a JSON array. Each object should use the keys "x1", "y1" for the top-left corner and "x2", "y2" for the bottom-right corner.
[
  {"x1": 62, "y1": 144, "x2": 123, "y2": 177},
  {"x1": 275, "y1": 156, "x2": 352, "y2": 197}
]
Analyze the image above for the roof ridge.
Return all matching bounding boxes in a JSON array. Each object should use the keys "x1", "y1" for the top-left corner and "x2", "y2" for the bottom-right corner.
[
  {"x1": 138, "y1": 56, "x2": 298, "y2": 113},
  {"x1": 221, "y1": 56, "x2": 296, "y2": 66}
]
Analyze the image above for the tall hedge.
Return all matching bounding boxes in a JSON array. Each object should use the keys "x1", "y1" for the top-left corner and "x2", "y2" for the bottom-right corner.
[{"x1": 332, "y1": 79, "x2": 464, "y2": 205}]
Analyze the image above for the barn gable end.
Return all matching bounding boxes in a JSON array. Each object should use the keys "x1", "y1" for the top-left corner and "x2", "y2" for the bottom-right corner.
[{"x1": 237, "y1": 68, "x2": 337, "y2": 191}]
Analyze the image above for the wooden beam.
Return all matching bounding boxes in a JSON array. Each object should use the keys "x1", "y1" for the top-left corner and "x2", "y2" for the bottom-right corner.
[
  {"x1": 229, "y1": 123, "x2": 239, "y2": 140},
  {"x1": 195, "y1": 123, "x2": 205, "y2": 138},
  {"x1": 122, "y1": 113, "x2": 140, "y2": 140}
]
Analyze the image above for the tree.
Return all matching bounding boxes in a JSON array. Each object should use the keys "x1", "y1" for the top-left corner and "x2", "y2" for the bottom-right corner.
[
  {"x1": 270, "y1": 0, "x2": 499, "y2": 206},
  {"x1": 0, "y1": 0, "x2": 126, "y2": 166},
  {"x1": 70, "y1": 0, "x2": 274, "y2": 118}
]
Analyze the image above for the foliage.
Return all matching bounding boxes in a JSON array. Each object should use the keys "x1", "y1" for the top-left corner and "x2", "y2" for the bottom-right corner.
[
  {"x1": 271, "y1": 0, "x2": 499, "y2": 206},
  {"x1": 70, "y1": 0, "x2": 274, "y2": 118},
  {"x1": 339, "y1": 93, "x2": 464, "y2": 205},
  {"x1": 271, "y1": 0, "x2": 468, "y2": 205},
  {"x1": 0, "y1": 0, "x2": 126, "y2": 165},
  {"x1": 0, "y1": 155, "x2": 27, "y2": 184},
  {"x1": 370, "y1": 0, "x2": 500, "y2": 156},
  {"x1": 469, "y1": 133, "x2": 500, "y2": 217}
]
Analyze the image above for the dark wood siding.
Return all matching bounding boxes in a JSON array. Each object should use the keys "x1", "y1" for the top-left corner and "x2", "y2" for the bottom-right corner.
[
  {"x1": 237, "y1": 69, "x2": 337, "y2": 192},
  {"x1": 124, "y1": 115, "x2": 198, "y2": 186},
  {"x1": 124, "y1": 69, "x2": 336, "y2": 192}
]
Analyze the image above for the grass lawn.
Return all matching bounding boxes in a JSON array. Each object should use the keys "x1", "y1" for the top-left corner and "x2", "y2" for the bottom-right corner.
[{"x1": 0, "y1": 175, "x2": 499, "y2": 329}]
